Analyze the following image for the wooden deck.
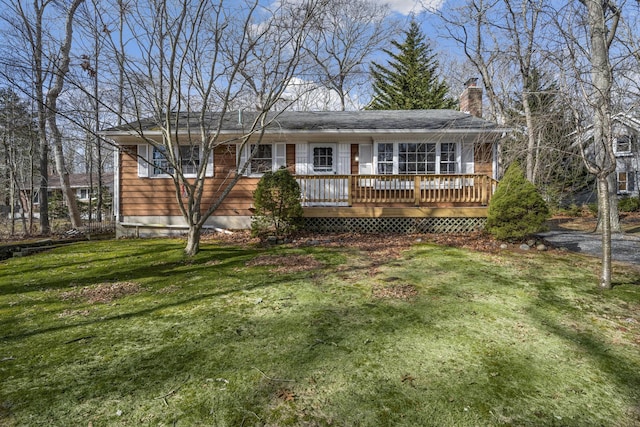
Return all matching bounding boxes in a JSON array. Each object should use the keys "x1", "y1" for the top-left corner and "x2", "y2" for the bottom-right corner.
[{"x1": 296, "y1": 174, "x2": 497, "y2": 217}]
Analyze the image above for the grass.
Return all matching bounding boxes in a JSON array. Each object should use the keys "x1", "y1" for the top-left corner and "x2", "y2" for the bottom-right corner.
[{"x1": 1, "y1": 236, "x2": 639, "y2": 426}]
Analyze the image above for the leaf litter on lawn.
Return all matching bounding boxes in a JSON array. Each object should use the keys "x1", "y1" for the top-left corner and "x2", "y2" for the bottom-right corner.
[{"x1": 60, "y1": 281, "x2": 144, "y2": 304}]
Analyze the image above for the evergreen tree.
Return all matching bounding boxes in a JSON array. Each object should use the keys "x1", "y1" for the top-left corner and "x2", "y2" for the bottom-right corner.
[
  {"x1": 367, "y1": 20, "x2": 456, "y2": 110},
  {"x1": 251, "y1": 168, "x2": 303, "y2": 240},
  {"x1": 486, "y1": 162, "x2": 550, "y2": 241}
]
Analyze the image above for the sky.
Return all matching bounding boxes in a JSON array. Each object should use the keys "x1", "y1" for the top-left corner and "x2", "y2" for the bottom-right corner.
[{"x1": 384, "y1": 0, "x2": 444, "y2": 15}]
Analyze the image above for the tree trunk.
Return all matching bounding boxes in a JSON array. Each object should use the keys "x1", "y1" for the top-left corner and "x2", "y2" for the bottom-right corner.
[
  {"x1": 595, "y1": 174, "x2": 620, "y2": 232},
  {"x1": 185, "y1": 224, "x2": 202, "y2": 257},
  {"x1": 522, "y1": 94, "x2": 536, "y2": 183},
  {"x1": 50, "y1": 121, "x2": 82, "y2": 227},
  {"x1": 580, "y1": 0, "x2": 619, "y2": 290},
  {"x1": 44, "y1": 0, "x2": 85, "y2": 228},
  {"x1": 39, "y1": 141, "x2": 50, "y2": 234},
  {"x1": 597, "y1": 175, "x2": 612, "y2": 289}
]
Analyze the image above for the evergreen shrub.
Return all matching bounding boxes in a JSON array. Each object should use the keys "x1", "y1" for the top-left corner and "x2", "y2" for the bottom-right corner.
[
  {"x1": 486, "y1": 162, "x2": 550, "y2": 240},
  {"x1": 618, "y1": 196, "x2": 640, "y2": 213},
  {"x1": 251, "y1": 167, "x2": 303, "y2": 240}
]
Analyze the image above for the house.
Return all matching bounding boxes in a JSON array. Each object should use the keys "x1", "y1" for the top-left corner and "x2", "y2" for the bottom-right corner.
[
  {"x1": 610, "y1": 114, "x2": 640, "y2": 196},
  {"x1": 105, "y1": 81, "x2": 507, "y2": 237},
  {"x1": 16, "y1": 172, "x2": 114, "y2": 217},
  {"x1": 575, "y1": 113, "x2": 640, "y2": 197}
]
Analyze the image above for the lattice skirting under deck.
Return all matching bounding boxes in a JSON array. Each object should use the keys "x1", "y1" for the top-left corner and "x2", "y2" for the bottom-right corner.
[{"x1": 303, "y1": 217, "x2": 486, "y2": 234}]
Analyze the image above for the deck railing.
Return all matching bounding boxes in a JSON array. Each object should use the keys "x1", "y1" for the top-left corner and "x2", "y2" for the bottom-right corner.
[{"x1": 296, "y1": 174, "x2": 498, "y2": 206}]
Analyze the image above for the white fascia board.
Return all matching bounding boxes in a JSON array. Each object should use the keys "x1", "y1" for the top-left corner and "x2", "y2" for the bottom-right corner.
[{"x1": 104, "y1": 127, "x2": 508, "y2": 144}]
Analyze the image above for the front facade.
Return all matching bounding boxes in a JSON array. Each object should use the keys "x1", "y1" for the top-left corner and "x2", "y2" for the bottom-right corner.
[{"x1": 106, "y1": 86, "x2": 505, "y2": 236}]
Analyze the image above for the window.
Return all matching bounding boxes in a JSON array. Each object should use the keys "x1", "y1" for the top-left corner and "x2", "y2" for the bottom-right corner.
[
  {"x1": 615, "y1": 134, "x2": 633, "y2": 153},
  {"x1": 377, "y1": 143, "x2": 394, "y2": 174},
  {"x1": 152, "y1": 145, "x2": 173, "y2": 176},
  {"x1": 376, "y1": 142, "x2": 457, "y2": 174},
  {"x1": 180, "y1": 145, "x2": 199, "y2": 175},
  {"x1": 399, "y1": 143, "x2": 426, "y2": 174},
  {"x1": 313, "y1": 146, "x2": 334, "y2": 172},
  {"x1": 250, "y1": 145, "x2": 273, "y2": 174},
  {"x1": 239, "y1": 143, "x2": 285, "y2": 176},
  {"x1": 79, "y1": 189, "x2": 90, "y2": 200},
  {"x1": 138, "y1": 144, "x2": 213, "y2": 178},
  {"x1": 618, "y1": 172, "x2": 629, "y2": 192},
  {"x1": 440, "y1": 143, "x2": 457, "y2": 174}
]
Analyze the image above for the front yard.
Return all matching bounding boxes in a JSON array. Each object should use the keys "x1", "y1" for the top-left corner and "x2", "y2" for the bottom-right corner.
[{"x1": 1, "y1": 234, "x2": 639, "y2": 426}]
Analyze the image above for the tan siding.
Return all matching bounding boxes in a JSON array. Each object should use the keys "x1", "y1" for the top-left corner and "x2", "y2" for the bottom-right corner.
[{"x1": 120, "y1": 144, "x2": 259, "y2": 217}]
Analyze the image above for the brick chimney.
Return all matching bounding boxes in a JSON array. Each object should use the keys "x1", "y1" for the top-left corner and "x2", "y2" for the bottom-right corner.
[{"x1": 460, "y1": 78, "x2": 483, "y2": 118}]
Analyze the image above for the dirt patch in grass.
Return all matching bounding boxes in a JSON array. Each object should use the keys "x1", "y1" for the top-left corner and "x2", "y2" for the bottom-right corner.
[
  {"x1": 60, "y1": 281, "x2": 143, "y2": 304},
  {"x1": 58, "y1": 309, "x2": 91, "y2": 318},
  {"x1": 246, "y1": 254, "x2": 324, "y2": 273},
  {"x1": 372, "y1": 283, "x2": 418, "y2": 300}
]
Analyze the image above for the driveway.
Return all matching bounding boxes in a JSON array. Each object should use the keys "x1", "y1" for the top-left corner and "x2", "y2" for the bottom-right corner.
[{"x1": 538, "y1": 230, "x2": 640, "y2": 265}]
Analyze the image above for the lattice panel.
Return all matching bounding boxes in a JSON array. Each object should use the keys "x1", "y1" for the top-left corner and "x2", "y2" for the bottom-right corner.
[{"x1": 304, "y1": 217, "x2": 486, "y2": 234}]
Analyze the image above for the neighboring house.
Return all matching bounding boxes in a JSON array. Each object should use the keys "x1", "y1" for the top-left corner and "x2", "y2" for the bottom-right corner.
[
  {"x1": 577, "y1": 113, "x2": 640, "y2": 197},
  {"x1": 49, "y1": 173, "x2": 115, "y2": 204},
  {"x1": 19, "y1": 173, "x2": 114, "y2": 215},
  {"x1": 104, "y1": 81, "x2": 507, "y2": 237},
  {"x1": 610, "y1": 114, "x2": 640, "y2": 197}
]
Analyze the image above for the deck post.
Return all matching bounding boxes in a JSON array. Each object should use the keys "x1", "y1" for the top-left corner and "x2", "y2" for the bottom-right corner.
[
  {"x1": 481, "y1": 176, "x2": 489, "y2": 205},
  {"x1": 414, "y1": 175, "x2": 421, "y2": 206},
  {"x1": 347, "y1": 175, "x2": 353, "y2": 206}
]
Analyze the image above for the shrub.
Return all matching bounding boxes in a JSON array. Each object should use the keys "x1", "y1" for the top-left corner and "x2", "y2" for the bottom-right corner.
[
  {"x1": 486, "y1": 162, "x2": 550, "y2": 240},
  {"x1": 618, "y1": 196, "x2": 640, "y2": 213},
  {"x1": 251, "y1": 167, "x2": 303, "y2": 240}
]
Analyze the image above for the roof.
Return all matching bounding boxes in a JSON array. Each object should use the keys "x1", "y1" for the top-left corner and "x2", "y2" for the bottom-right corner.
[
  {"x1": 572, "y1": 112, "x2": 640, "y2": 147},
  {"x1": 104, "y1": 109, "x2": 506, "y2": 136}
]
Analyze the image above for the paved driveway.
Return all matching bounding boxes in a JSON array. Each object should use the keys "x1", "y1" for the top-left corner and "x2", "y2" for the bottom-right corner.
[{"x1": 538, "y1": 230, "x2": 640, "y2": 265}]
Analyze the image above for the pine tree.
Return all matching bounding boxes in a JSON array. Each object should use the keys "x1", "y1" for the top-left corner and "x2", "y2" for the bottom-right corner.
[{"x1": 367, "y1": 20, "x2": 456, "y2": 110}]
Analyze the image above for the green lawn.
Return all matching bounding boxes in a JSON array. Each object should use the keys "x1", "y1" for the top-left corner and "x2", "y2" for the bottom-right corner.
[{"x1": 1, "y1": 237, "x2": 639, "y2": 426}]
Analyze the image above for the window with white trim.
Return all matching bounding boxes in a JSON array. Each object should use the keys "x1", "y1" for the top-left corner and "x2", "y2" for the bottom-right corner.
[
  {"x1": 180, "y1": 145, "x2": 199, "y2": 175},
  {"x1": 240, "y1": 143, "x2": 286, "y2": 176},
  {"x1": 615, "y1": 134, "x2": 633, "y2": 153},
  {"x1": 376, "y1": 141, "x2": 458, "y2": 174},
  {"x1": 618, "y1": 171, "x2": 632, "y2": 192},
  {"x1": 250, "y1": 144, "x2": 273, "y2": 174},
  {"x1": 399, "y1": 143, "x2": 427, "y2": 174},
  {"x1": 152, "y1": 145, "x2": 173, "y2": 176},
  {"x1": 312, "y1": 146, "x2": 334, "y2": 172},
  {"x1": 377, "y1": 143, "x2": 394, "y2": 174},
  {"x1": 138, "y1": 144, "x2": 213, "y2": 178},
  {"x1": 440, "y1": 142, "x2": 457, "y2": 173}
]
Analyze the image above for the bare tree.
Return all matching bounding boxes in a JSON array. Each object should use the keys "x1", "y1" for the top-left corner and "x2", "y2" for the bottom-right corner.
[
  {"x1": 302, "y1": 0, "x2": 399, "y2": 111},
  {"x1": 100, "y1": 0, "x2": 324, "y2": 256},
  {"x1": 1, "y1": 0, "x2": 85, "y2": 232},
  {"x1": 0, "y1": 88, "x2": 37, "y2": 236},
  {"x1": 438, "y1": 0, "x2": 507, "y2": 123},
  {"x1": 501, "y1": 0, "x2": 549, "y2": 183},
  {"x1": 555, "y1": 0, "x2": 621, "y2": 289}
]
